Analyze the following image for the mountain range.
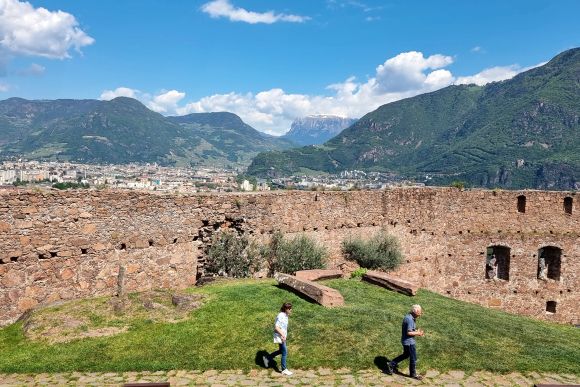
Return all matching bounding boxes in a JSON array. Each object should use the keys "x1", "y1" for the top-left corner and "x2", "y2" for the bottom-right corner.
[
  {"x1": 0, "y1": 97, "x2": 294, "y2": 167},
  {"x1": 281, "y1": 115, "x2": 357, "y2": 146},
  {"x1": 248, "y1": 48, "x2": 580, "y2": 190}
]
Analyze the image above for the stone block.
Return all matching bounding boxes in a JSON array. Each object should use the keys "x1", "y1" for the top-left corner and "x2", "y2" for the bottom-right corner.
[
  {"x1": 274, "y1": 273, "x2": 344, "y2": 307},
  {"x1": 488, "y1": 298, "x2": 502, "y2": 307},
  {"x1": 362, "y1": 271, "x2": 419, "y2": 296},
  {"x1": 82, "y1": 223, "x2": 97, "y2": 234},
  {"x1": 0, "y1": 221, "x2": 11, "y2": 232},
  {"x1": 16, "y1": 297, "x2": 38, "y2": 314},
  {"x1": 295, "y1": 269, "x2": 343, "y2": 281}
]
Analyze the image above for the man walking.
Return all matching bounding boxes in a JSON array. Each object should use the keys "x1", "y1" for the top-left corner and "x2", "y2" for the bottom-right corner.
[{"x1": 387, "y1": 304, "x2": 425, "y2": 380}]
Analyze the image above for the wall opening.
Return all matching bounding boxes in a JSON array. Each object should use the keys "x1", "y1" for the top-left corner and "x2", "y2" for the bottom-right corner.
[
  {"x1": 537, "y1": 246, "x2": 562, "y2": 281},
  {"x1": 81, "y1": 248, "x2": 88, "y2": 254},
  {"x1": 517, "y1": 195, "x2": 526, "y2": 213},
  {"x1": 564, "y1": 197, "x2": 573, "y2": 215},
  {"x1": 486, "y1": 246, "x2": 510, "y2": 280},
  {"x1": 546, "y1": 301, "x2": 557, "y2": 314}
]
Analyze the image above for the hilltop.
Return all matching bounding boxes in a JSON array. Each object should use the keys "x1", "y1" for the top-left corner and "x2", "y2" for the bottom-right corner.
[
  {"x1": 248, "y1": 48, "x2": 580, "y2": 190},
  {"x1": 0, "y1": 97, "x2": 294, "y2": 168}
]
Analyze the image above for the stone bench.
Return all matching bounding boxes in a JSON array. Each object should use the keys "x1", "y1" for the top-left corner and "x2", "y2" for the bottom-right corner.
[
  {"x1": 274, "y1": 273, "x2": 344, "y2": 307},
  {"x1": 362, "y1": 271, "x2": 419, "y2": 296},
  {"x1": 295, "y1": 269, "x2": 343, "y2": 282}
]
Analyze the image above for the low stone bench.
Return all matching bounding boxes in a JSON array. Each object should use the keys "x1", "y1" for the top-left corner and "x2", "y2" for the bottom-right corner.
[
  {"x1": 362, "y1": 271, "x2": 419, "y2": 296},
  {"x1": 275, "y1": 273, "x2": 344, "y2": 307},
  {"x1": 295, "y1": 269, "x2": 343, "y2": 281}
]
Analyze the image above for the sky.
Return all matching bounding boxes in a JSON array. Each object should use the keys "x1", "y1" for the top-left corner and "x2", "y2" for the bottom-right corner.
[{"x1": 0, "y1": 0, "x2": 579, "y2": 135}]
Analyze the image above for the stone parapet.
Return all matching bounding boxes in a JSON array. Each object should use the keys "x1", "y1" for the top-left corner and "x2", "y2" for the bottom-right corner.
[{"x1": 0, "y1": 187, "x2": 578, "y2": 325}]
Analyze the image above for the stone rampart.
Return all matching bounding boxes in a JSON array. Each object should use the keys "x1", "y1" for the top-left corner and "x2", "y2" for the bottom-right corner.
[{"x1": 0, "y1": 188, "x2": 578, "y2": 325}]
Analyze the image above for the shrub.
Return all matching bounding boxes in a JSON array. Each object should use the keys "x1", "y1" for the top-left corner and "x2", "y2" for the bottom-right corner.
[
  {"x1": 205, "y1": 230, "x2": 261, "y2": 278},
  {"x1": 266, "y1": 232, "x2": 327, "y2": 275},
  {"x1": 350, "y1": 267, "x2": 368, "y2": 279},
  {"x1": 342, "y1": 232, "x2": 403, "y2": 271},
  {"x1": 450, "y1": 181, "x2": 466, "y2": 190}
]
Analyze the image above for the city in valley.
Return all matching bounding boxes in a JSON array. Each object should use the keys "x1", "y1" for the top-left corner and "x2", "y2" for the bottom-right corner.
[{"x1": 0, "y1": 160, "x2": 419, "y2": 193}]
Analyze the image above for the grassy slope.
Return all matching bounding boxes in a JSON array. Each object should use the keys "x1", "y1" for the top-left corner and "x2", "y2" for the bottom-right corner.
[{"x1": 0, "y1": 279, "x2": 578, "y2": 374}]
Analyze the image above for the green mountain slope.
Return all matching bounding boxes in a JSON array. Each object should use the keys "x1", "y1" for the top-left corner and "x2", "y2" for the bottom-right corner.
[
  {"x1": 0, "y1": 97, "x2": 294, "y2": 167},
  {"x1": 248, "y1": 48, "x2": 580, "y2": 189},
  {"x1": 167, "y1": 112, "x2": 295, "y2": 166}
]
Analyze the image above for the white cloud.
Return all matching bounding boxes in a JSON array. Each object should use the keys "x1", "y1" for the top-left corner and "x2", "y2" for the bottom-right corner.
[
  {"x1": 147, "y1": 90, "x2": 186, "y2": 113},
  {"x1": 455, "y1": 65, "x2": 520, "y2": 86},
  {"x1": 0, "y1": 82, "x2": 8, "y2": 92},
  {"x1": 374, "y1": 51, "x2": 454, "y2": 93},
  {"x1": 471, "y1": 46, "x2": 483, "y2": 53},
  {"x1": 100, "y1": 87, "x2": 138, "y2": 100},
  {"x1": 100, "y1": 51, "x2": 530, "y2": 136},
  {"x1": 201, "y1": 0, "x2": 309, "y2": 24},
  {"x1": 0, "y1": 0, "x2": 94, "y2": 59}
]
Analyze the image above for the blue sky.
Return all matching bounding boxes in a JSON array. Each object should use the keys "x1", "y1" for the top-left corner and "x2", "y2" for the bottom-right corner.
[{"x1": 0, "y1": 0, "x2": 579, "y2": 134}]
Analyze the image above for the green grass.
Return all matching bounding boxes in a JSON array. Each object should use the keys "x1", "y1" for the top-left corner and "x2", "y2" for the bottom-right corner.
[{"x1": 0, "y1": 279, "x2": 578, "y2": 374}]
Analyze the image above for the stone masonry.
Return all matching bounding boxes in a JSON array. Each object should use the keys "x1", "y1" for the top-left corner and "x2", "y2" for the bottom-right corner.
[{"x1": 0, "y1": 187, "x2": 578, "y2": 326}]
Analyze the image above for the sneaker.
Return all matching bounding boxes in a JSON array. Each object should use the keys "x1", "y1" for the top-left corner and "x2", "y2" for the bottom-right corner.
[
  {"x1": 281, "y1": 369, "x2": 293, "y2": 376},
  {"x1": 411, "y1": 374, "x2": 423, "y2": 380},
  {"x1": 262, "y1": 355, "x2": 269, "y2": 368}
]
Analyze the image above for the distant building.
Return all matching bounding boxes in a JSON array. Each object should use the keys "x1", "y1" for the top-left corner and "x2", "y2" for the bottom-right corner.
[{"x1": 240, "y1": 179, "x2": 253, "y2": 191}]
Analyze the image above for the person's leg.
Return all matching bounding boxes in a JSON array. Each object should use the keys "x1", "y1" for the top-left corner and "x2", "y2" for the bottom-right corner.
[
  {"x1": 391, "y1": 345, "x2": 411, "y2": 367},
  {"x1": 268, "y1": 344, "x2": 282, "y2": 360},
  {"x1": 409, "y1": 344, "x2": 418, "y2": 376},
  {"x1": 280, "y1": 342, "x2": 288, "y2": 370}
]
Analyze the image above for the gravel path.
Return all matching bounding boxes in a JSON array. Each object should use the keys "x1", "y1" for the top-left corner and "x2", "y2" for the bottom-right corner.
[{"x1": 1, "y1": 368, "x2": 578, "y2": 386}]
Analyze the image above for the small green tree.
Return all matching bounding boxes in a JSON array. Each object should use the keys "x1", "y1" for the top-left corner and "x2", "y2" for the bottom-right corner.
[
  {"x1": 266, "y1": 232, "x2": 327, "y2": 275},
  {"x1": 205, "y1": 230, "x2": 261, "y2": 278},
  {"x1": 342, "y1": 232, "x2": 403, "y2": 271}
]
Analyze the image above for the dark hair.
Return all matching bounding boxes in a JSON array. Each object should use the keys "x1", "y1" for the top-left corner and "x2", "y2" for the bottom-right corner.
[{"x1": 280, "y1": 302, "x2": 292, "y2": 313}]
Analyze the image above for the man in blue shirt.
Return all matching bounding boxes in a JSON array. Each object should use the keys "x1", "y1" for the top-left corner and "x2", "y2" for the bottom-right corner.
[{"x1": 387, "y1": 304, "x2": 425, "y2": 380}]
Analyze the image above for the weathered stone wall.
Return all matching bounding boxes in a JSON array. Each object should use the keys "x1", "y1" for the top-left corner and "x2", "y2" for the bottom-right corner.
[{"x1": 0, "y1": 188, "x2": 578, "y2": 326}]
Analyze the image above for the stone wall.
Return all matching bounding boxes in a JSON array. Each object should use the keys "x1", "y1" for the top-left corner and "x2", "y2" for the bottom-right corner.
[{"x1": 0, "y1": 188, "x2": 578, "y2": 326}]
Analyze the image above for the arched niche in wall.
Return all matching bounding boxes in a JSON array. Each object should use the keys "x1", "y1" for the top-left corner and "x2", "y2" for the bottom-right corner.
[
  {"x1": 517, "y1": 195, "x2": 526, "y2": 213},
  {"x1": 486, "y1": 245, "x2": 511, "y2": 281},
  {"x1": 537, "y1": 246, "x2": 562, "y2": 281},
  {"x1": 563, "y1": 197, "x2": 573, "y2": 215}
]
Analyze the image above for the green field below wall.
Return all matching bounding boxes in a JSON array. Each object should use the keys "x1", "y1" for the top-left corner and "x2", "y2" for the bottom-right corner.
[{"x1": 0, "y1": 279, "x2": 579, "y2": 374}]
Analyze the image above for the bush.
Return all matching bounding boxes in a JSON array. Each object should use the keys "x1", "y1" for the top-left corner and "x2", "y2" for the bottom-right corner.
[
  {"x1": 350, "y1": 267, "x2": 368, "y2": 279},
  {"x1": 342, "y1": 232, "x2": 403, "y2": 271},
  {"x1": 450, "y1": 181, "x2": 466, "y2": 189},
  {"x1": 205, "y1": 230, "x2": 261, "y2": 278},
  {"x1": 266, "y1": 232, "x2": 327, "y2": 275}
]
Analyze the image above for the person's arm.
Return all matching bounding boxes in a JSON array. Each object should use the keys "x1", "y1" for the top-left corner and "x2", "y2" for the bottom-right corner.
[
  {"x1": 274, "y1": 325, "x2": 286, "y2": 341},
  {"x1": 407, "y1": 329, "x2": 424, "y2": 337}
]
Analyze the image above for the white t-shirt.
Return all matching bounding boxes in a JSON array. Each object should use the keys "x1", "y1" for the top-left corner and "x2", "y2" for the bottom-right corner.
[{"x1": 273, "y1": 312, "x2": 288, "y2": 344}]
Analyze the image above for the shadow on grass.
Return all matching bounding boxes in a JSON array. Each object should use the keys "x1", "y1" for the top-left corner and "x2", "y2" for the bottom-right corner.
[
  {"x1": 374, "y1": 355, "x2": 392, "y2": 374},
  {"x1": 255, "y1": 350, "x2": 280, "y2": 372}
]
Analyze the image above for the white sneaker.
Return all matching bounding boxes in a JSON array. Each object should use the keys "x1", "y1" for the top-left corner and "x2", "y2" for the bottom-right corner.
[
  {"x1": 262, "y1": 355, "x2": 269, "y2": 368},
  {"x1": 281, "y1": 369, "x2": 293, "y2": 376}
]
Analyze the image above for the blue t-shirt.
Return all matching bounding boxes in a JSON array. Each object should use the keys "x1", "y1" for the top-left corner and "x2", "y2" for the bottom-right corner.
[{"x1": 401, "y1": 313, "x2": 417, "y2": 345}]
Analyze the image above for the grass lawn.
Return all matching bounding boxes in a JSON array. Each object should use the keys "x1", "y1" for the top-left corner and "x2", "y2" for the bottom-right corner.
[{"x1": 0, "y1": 278, "x2": 578, "y2": 374}]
